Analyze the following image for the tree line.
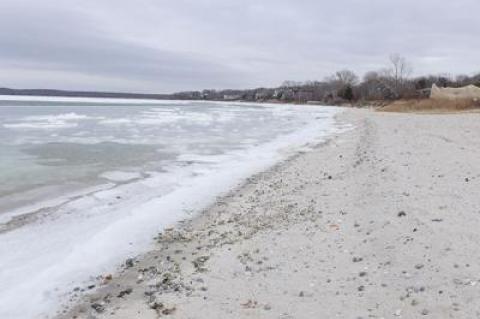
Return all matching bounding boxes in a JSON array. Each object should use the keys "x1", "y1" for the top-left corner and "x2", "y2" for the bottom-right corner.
[{"x1": 172, "y1": 54, "x2": 480, "y2": 104}]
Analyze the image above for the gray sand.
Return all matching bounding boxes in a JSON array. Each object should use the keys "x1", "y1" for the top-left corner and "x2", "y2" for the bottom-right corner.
[{"x1": 58, "y1": 109, "x2": 480, "y2": 319}]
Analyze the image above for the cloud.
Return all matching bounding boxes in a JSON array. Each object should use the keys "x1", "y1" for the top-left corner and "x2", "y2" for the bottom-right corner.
[{"x1": 0, "y1": 0, "x2": 478, "y2": 92}]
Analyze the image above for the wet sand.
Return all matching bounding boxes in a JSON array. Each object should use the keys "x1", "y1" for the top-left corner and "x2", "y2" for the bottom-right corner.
[{"x1": 59, "y1": 109, "x2": 480, "y2": 319}]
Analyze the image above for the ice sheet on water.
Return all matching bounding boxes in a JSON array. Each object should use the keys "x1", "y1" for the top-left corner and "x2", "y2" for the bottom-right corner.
[{"x1": 3, "y1": 112, "x2": 98, "y2": 130}]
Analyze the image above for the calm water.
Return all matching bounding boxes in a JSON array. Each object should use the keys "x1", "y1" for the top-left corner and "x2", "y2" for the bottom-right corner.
[{"x1": 0, "y1": 96, "x2": 341, "y2": 318}]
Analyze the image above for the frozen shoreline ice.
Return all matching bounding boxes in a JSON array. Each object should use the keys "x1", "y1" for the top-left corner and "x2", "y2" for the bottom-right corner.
[{"x1": 0, "y1": 98, "x2": 341, "y2": 318}]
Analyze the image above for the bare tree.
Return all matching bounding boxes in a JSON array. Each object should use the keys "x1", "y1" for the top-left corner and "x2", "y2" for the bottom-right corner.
[
  {"x1": 335, "y1": 69, "x2": 359, "y2": 86},
  {"x1": 323, "y1": 70, "x2": 359, "y2": 101},
  {"x1": 388, "y1": 53, "x2": 412, "y2": 95}
]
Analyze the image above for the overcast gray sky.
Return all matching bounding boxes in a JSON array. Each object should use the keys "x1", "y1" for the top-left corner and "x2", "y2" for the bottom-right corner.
[{"x1": 0, "y1": 0, "x2": 478, "y2": 93}]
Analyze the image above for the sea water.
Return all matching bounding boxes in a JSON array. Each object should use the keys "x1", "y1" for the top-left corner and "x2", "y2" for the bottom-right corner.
[{"x1": 0, "y1": 96, "x2": 341, "y2": 318}]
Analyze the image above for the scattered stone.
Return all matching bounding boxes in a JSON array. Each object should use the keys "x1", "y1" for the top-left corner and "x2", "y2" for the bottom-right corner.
[
  {"x1": 241, "y1": 299, "x2": 258, "y2": 309},
  {"x1": 149, "y1": 301, "x2": 164, "y2": 310},
  {"x1": 397, "y1": 211, "x2": 407, "y2": 217},
  {"x1": 117, "y1": 287, "x2": 133, "y2": 298},
  {"x1": 91, "y1": 303, "x2": 105, "y2": 313},
  {"x1": 415, "y1": 264, "x2": 424, "y2": 270},
  {"x1": 359, "y1": 271, "x2": 367, "y2": 277},
  {"x1": 149, "y1": 299, "x2": 176, "y2": 316},
  {"x1": 125, "y1": 258, "x2": 134, "y2": 268},
  {"x1": 192, "y1": 256, "x2": 210, "y2": 272},
  {"x1": 161, "y1": 304, "x2": 177, "y2": 315},
  {"x1": 352, "y1": 257, "x2": 363, "y2": 263},
  {"x1": 421, "y1": 309, "x2": 429, "y2": 315}
]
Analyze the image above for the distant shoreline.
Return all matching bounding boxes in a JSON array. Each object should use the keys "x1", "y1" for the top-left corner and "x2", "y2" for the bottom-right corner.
[{"x1": 0, "y1": 88, "x2": 172, "y2": 101}]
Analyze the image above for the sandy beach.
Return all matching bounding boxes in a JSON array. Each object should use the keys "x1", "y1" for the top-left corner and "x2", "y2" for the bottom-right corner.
[{"x1": 58, "y1": 109, "x2": 480, "y2": 319}]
